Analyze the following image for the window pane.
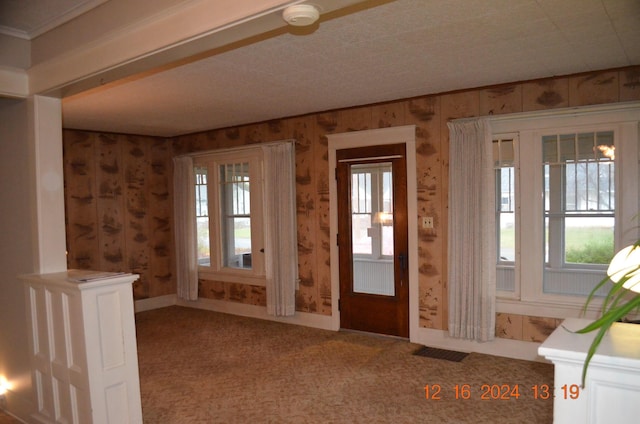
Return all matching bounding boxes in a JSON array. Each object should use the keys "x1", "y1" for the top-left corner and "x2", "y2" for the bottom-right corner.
[
  {"x1": 381, "y1": 225, "x2": 394, "y2": 256},
  {"x1": 350, "y1": 164, "x2": 392, "y2": 258},
  {"x1": 542, "y1": 135, "x2": 557, "y2": 163},
  {"x1": 559, "y1": 134, "x2": 575, "y2": 162},
  {"x1": 595, "y1": 131, "x2": 615, "y2": 160},
  {"x1": 564, "y1": 217, "x2": 614, "y2": 265},
  {"x1": 577, "y1": 133, "x2": 595, "y2": 161},
  {"x1": 197, "y1": 217, "x2": 210, "y2": 266},
  {"x1": 381, "y1": 170, "x2": 394, "y2": 256},
  {"x1": 352, "y1": 172, "x2": 371, "y2": 213},
  {"x1": 498, "y1": 168, "x2": 515, "y2": 261},
  {"x1": 220, "y1": 162, "x2": 252, "y2": 270},
  {"x1": 352, "y1": 214, "x2": 372, "y2": 254},
  {"x1": 499, "y1": 213, "x2": 515, "y2": 261}
]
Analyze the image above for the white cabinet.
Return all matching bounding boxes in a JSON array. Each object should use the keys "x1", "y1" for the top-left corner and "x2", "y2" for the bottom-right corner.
[
  {"x1": 538, "y1": 318, "x2": 640, "y2": 424},
  {"x1": 21, "y1": 270, "x2": 143, "y2": 424}
]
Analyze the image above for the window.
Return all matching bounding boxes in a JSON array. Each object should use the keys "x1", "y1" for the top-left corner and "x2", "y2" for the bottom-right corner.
[
  {"x1": 494, "y1": 137, "x2": 517, "y2": 294},
  {"x1": 491, "y1": 104, "x2": 640, "y2": 312},
  {"x1": 494, "y1": 137, "x2": 515, "y2": 264},
  {"x1": 195, "y1": 167, "x2": 209, "y2": 265},
  {"x1": 194, "y1": 149, "x2": 265, "y2": 285},
  {"x1": 542, "y1": 131, "x2": 615, "y2": 295}
]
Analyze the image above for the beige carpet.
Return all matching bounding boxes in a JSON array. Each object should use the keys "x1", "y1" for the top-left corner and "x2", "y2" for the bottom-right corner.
[{"x1": 136, "y1": 306, "x2": 554, "y2": 423}]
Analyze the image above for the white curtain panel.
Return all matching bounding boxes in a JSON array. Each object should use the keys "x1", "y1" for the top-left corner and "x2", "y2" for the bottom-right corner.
[
  {"x1": 447, "y1": 118, "x2": 496, "y2": 342},
  {"x1": 262, "y1": 142, "x2": 298, "y2": 316},
  {"x1": 173, "y1": 156, "x2": 199, "y2": 301}
]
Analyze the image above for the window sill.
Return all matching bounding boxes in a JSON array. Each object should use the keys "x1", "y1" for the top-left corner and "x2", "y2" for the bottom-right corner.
[
  {"x1": 496, "y1": 296, "x2": 604, "y2": 320},
  {"x1": 198, "y1": 268, "x2": 266, "y2": 287}
]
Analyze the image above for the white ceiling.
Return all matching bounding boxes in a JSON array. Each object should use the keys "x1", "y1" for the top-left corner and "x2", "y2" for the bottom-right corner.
[{"x1": 3, "y1": 0, "x2": 640, "y2": 137}]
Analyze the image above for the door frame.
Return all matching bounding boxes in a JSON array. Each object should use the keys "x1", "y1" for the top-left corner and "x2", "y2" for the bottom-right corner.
[{"x1": 327, "y1": 125, "x2": 418, "y2": 340}]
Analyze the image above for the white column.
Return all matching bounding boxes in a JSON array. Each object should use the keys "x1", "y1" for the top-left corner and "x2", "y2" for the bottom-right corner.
[{"x1": 28, "y1": 95, "x2": 67, "y2": 273}]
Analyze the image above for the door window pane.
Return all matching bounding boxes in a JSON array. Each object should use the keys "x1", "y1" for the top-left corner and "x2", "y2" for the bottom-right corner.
[
  {"x1": 351, "y1": 162, "x2": 394, "y2": 296},
  {"x1": 380, "y1": 170, "x2": 394, "y2": 256}
]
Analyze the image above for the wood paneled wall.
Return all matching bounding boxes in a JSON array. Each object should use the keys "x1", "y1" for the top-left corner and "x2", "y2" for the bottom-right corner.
[
  {"x1": 63, "y1": 131, "x2": 174, "y2": 299},
  {"x1": 64, "y1": 66, "x2": 640, "y2": 342}
]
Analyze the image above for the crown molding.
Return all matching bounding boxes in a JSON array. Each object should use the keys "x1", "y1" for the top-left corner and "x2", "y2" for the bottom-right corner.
[
  {"x1": 0, "y1": 0, "x2": 107, "y2": 40},
  {"x1": 0, "y1": 25, "x2": 30, "y2": 40}
]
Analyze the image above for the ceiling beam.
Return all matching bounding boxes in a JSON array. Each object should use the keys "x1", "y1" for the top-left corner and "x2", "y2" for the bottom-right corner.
[{"x1": 28, "y1": 0, "x2": 369, "y2": 98}]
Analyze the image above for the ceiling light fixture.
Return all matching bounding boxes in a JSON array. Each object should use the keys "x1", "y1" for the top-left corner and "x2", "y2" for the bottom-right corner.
[{"x1": 282, "y1": 4, "x2": 320, "y2": 27}]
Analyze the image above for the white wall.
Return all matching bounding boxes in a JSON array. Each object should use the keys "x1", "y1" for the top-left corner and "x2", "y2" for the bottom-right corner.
[
  {"x1": 0, "y1": 98, "x2": 38, "y2": 419},
  {"x1": 0, "y1": 34, "x2": 30, "y2": 69}
]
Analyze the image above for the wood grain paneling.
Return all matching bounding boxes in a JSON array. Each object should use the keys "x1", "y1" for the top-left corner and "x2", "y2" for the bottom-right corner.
[
  {"x1": 148, "y1": 138, "x2": 174, "y2": 297},
  {"x1": 406, "y1": 96, "x2": 446, "y2": 329},
  {"x1": 64, "y1": 131, "x2": 175, "y2": 300},
  {"x1": 569, "y1": 70, "x2": 619, "y2": 106},
  {"x1": 522, "y1": 78, "x2": 569, "y2": 111},
  {"x1": 64, "y1": 130, "x2": 99, "y2": 270},
  {"x1": 479, "y1": 84, "x2": 523, "y2": 116},
  {"x1": 620, "y1": 67, "x2": 640, "y2": 101},
  {"x1": 96, "y1": 133, "x2": 126, "y2": 272},
  {"x1": 495, "y1": 313, "x2": 524, "y2": 340}
]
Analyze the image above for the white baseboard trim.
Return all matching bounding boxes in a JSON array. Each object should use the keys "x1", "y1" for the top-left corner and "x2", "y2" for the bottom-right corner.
[
  {"x1": 134, "y1": 294, "x2": 177, "y2": 313},
  {"x1": 411, "y1": 327, "x2": 548, "y2": 363},
  {"x1": 177, "y1": 297, "x2": 335, "y2": 331},
  {"x1": 134, "y1": 295, "x2": 546, "y2": 363}
]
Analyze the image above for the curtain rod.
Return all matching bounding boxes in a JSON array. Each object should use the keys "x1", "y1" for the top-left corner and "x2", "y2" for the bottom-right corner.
[{"x1": 175, "y1": 139, "x2": 296, "y2": 159}]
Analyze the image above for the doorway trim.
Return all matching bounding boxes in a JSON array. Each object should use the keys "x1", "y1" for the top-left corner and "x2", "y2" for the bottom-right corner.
[{"x1": 327, "y1": 125, "x2": 418, "y2": 340}]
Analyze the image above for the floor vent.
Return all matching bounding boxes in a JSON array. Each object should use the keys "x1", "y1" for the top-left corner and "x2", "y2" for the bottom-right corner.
[{"x1": 413, "y1": 346, "x2": 468, "y2": 362}]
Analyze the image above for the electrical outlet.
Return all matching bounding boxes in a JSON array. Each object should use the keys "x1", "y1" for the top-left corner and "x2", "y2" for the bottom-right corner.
[{"x1": 422, "y1": 216, "x2": 433, "y2": 229}]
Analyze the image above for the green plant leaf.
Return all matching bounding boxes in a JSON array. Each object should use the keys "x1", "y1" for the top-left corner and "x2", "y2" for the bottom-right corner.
[
  {"x1": 582, "y1": 274, "x2": 611, "y2": 313},
  {"x1": 576, "y1": 295, "x2": 640, "y2": 334},
  {"x1": 580, "y1": 325, "x2": 608, "y2": 388}
]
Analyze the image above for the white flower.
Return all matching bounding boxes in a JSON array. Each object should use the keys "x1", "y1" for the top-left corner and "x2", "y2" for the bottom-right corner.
[{"x1": 607, "y1": 244, "x2": 640, "y2": 293}]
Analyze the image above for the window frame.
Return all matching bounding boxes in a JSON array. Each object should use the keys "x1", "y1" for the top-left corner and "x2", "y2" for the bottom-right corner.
[
  {"x1": 194, "y1": 148, "x2": 266, "y2": 286},
  {"x1": 490, "y1": 103, "x2": 640, "y2": 318}
]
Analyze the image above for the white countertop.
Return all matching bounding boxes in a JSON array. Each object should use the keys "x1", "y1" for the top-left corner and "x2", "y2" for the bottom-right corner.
[
  {"x1": 20, "y1": 269, "x2": 139, "y2": 289},
  {"x1": 539, "y1": 318, "x2": 640, "y2": 368}
]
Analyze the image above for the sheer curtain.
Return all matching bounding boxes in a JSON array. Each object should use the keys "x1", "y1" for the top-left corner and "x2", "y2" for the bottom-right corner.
[
  {"x1": 173, "y1": 156, "x2": 199, "y2": 301},
  {"x1": 262, "y1": 142, "x2": 298, "y2": 316},
  {"x1": 447, "y1": 118, "x2": 496, "y2": 342}
]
